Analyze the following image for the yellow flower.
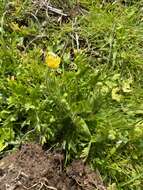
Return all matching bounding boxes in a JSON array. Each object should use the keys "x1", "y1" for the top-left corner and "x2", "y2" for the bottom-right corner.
[{"x1": 45, "y1": 52, "x2": 61, "y2": 69}]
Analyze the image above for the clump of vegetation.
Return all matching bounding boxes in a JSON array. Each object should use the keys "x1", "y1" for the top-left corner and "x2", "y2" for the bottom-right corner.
[{"x1": 1, "y1": 0, "x2": 143, "y2": 189}]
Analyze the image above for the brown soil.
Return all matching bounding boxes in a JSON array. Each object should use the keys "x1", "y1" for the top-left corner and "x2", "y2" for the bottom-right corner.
[{"x1": 0, "y1": 143, "x2": 106, "y2": 190}]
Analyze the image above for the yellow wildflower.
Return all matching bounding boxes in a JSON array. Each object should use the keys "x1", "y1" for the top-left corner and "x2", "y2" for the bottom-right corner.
[{"x1": 45, "y1": 52, "x2": 61, "y2": 69}]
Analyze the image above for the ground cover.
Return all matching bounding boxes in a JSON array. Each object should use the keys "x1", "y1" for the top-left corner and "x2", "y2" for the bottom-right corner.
[{"x1": 0, "y1": 0, "x2": 143, "y2": 189}]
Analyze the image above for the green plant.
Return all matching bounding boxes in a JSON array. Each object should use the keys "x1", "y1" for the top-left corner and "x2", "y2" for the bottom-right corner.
[{"x1": 1, "y1": 0, "x2": 143, "y2": 189}]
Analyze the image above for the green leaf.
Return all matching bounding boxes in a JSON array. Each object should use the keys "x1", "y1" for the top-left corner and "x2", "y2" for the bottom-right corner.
[{"x1": 73, "y1": 116, "x2": 91, "y2": 137}]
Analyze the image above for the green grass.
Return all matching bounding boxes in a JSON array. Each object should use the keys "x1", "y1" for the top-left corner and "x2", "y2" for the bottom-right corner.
[{"x1": 1, "y1": 0, "x2": 143, "y2": 189}]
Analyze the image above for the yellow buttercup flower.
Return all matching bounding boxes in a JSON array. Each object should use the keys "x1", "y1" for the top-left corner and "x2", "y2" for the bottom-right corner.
[{"x1": 45, "y1": 52, "x2": 61, "y2": 69}]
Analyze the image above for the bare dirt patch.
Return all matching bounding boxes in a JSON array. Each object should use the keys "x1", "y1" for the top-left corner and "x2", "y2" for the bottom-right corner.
[{"x1": 0, "y1": 143, "x2": 106, "y2": 190}]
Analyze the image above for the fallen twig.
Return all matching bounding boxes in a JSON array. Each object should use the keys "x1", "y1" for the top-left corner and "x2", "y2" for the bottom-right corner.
[
  {"x1": 43, "y1": 183, "x2": 57, "y2": 190},
  {"x1": 32, "y1": 0, "x2": 67, "y2": 17},
  {"x1": 46, "y1": 5, "x2": 67, "y2": 17}
]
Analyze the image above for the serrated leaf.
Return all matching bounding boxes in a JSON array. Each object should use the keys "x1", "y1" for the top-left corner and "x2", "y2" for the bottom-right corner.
[
  {"x1": 73, "y1": 116, "x2": 91, "y2": 137},
  {"x1": 80, "y1": 141, "x2": 91, "y2": 161}
]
